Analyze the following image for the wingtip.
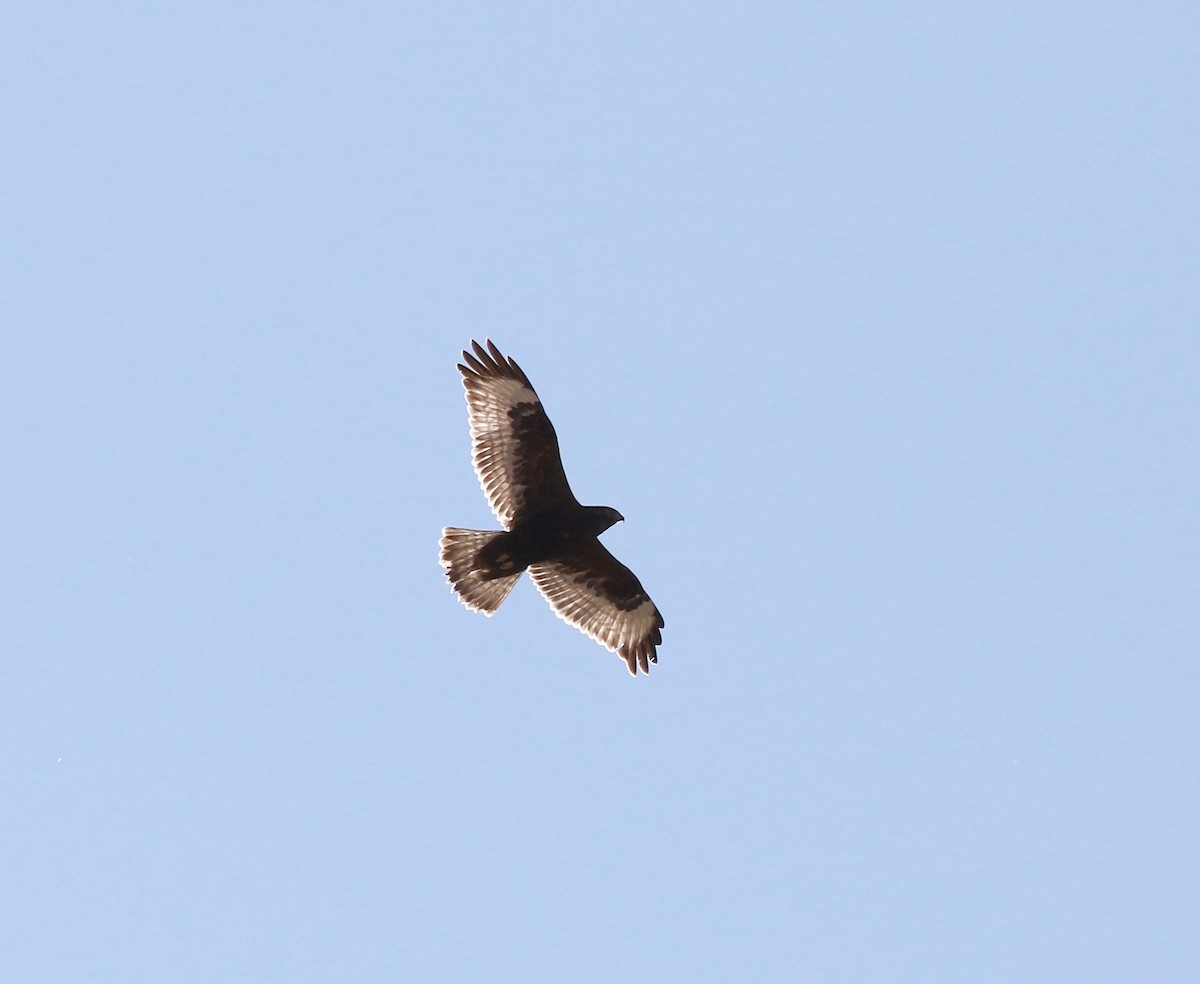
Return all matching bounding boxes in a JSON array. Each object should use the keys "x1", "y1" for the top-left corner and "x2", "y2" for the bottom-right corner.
[
  {"x1": 459, "y1": 339, "x2": 485, "y2": 374},
  {"x1": 619, "y1": 645, "x2": 657, "y2": 676},
  {"x1": 460, "y1": 339, "x2": 499, "y2": 373},
  {"x1": 456, "y1": 339, "x2": 531, "y2": 389}
]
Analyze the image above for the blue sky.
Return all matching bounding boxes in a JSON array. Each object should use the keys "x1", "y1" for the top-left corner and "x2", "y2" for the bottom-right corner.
[{"x1": 3, "y1": 3, "x2": 1197, "y2": 981}]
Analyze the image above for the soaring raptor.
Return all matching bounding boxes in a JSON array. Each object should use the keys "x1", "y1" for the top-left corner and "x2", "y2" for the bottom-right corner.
[{"x1": 439, "y1": 340, "x2": 664, "y2": 675}]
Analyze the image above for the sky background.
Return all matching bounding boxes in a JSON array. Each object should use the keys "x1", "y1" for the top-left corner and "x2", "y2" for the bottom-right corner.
[{"x1": 3, "y1": 2, "x2": 1197, "y2": 981}]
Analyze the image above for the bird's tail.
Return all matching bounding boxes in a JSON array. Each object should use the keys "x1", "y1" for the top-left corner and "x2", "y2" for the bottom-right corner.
[{"x1": 439, "y1": 528, "x2": 521, "y2": 615}]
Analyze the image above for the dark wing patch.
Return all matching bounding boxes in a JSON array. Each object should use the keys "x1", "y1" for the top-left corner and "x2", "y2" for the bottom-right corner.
[
  {"x1": 529, "y1": 541, "x2": 664, "y2": 675},
  {"x1": 459, "y1": 340, "x2": 577, "y2": 528}
]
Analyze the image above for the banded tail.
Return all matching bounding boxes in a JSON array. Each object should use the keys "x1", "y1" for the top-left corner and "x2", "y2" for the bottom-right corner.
[{"x1": 439, "y1": 527, "x2": 522, "y2": 615}]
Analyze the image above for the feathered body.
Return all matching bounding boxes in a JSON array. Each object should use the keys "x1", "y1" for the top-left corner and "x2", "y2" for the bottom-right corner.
[{"x1": 439, "y1": 340, "x2": 663, "y2": 675}]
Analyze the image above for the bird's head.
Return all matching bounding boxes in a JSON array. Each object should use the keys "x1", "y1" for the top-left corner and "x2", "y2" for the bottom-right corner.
[{"x1": 586, "y1": 505, "x2": 624, "y2": 535}]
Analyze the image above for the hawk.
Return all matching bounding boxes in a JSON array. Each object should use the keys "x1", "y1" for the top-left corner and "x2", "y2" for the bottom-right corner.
[{"x1": 439, "y1": 340, "x2": 664, "y2": 675}]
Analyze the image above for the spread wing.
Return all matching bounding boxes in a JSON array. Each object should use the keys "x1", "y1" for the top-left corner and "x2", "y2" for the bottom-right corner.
[
  {"x1": 530, "y1": 541, "x2": 664, "y2": 675},
  {"x1": 459, "y1": 340, "x2": 577, "y2": 528}
]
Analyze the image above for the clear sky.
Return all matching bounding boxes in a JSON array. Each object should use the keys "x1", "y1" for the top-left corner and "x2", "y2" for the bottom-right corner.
[{"x1": 3, "y1": 3, "x2": 1197, "y2": 981}]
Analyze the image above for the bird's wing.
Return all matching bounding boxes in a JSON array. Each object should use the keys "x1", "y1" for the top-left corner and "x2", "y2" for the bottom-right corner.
[
  {"x1": 458, "y1": 340, "x2": 577, "y2": 527},
  {"x1": 530, "y1": 541, "x2": 664, "y2": 675}
]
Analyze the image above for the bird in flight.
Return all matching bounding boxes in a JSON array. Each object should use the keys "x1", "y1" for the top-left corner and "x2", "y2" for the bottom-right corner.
[{"x1": 439, "y1": 340, "x2": 664, "y2": 675}]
